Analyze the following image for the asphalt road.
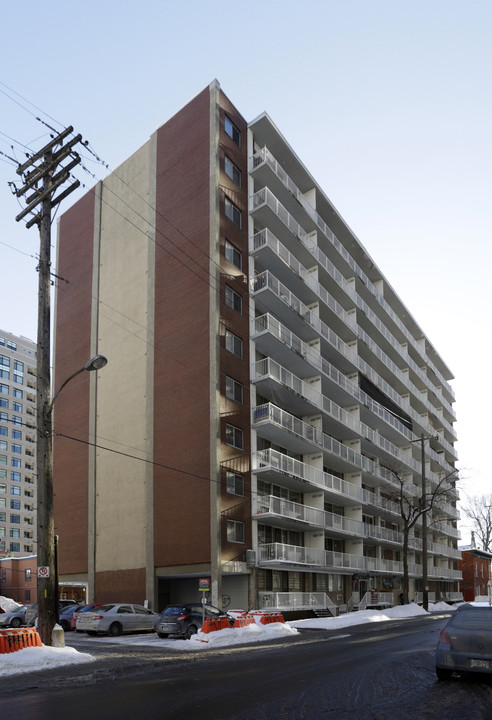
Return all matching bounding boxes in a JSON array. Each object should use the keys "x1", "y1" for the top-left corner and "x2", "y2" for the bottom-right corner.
[{"x1": 2, "y1": 614, "x2": 492, "y2": 720}]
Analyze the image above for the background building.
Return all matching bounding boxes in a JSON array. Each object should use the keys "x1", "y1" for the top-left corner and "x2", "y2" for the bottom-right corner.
[
  {"x1": 459, "y1": 547, "x2": 492, "y2": 602},
  {"x1": 0, "y1": 331, "x2": 37, "y2": 558},
  {"x1": 0, "y1": 554, "x2": 36, "y2": 604},
  {"x1": 53, "y1": 81, "x2": 460, "y2": 613}
]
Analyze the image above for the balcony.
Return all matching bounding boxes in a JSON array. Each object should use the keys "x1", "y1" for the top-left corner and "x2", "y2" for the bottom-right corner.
[
  {"x1": 258, "y1": 591, "x2": 337, "y2": 615},
  {"x1": 253, "y1": 448, "x2": 401, "y2": 520},
  {"x1": 249, "y1": 145, "x2": 455, "y2": 402},
  {"x1": 258, "y1": 543, "x2": 404, "y2": 575}
]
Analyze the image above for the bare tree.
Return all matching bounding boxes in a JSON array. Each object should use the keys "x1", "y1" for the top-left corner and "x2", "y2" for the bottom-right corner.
[
  {"x1": 390, "y1": 469, "x2": 458, "y2": 604},
  {"x1": 461, "y1": 495, "x2": 492, "y2": 552}
]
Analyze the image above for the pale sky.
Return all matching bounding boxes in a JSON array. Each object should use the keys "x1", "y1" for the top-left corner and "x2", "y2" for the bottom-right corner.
[{"x1": 1, "y1": 0, "x2": 490, "y2": 543}]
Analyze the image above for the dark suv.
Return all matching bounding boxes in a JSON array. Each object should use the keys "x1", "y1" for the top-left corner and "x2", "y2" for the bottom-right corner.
[{"x1": 155, "y1": 603, "x2": 233, "y2": 639}]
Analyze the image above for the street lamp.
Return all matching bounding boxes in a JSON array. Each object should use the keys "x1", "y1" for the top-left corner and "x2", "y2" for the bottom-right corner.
[{"x1": 36, "y1": 354, "x2": 107, "y2": 645}]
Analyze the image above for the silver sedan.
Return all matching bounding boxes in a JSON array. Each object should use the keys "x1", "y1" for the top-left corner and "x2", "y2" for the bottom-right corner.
[{"x1": 76, "y1": 603, "x2": 158, "y2": 636}]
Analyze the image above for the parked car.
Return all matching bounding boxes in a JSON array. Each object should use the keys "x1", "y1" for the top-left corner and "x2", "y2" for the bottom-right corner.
[
  {"x1": 25, "y1": 600, "x2": 80, "y2": 627},
  {"x1": 76, "y1": 603, "x2": 158, "y2": 636},
  {"x1": 0, "y1": 605, "x2": 28, "y2": 628},
  {"x1": 71, "y1": 604, "x2": 104, "y2": 631},
  {"x1": 436, "y1": 602, "x2": 492, "y2": 680},
  {"x1": 155, "y1": 603, "x2": 234, "y2": 639},
  {"x1": 58, "y1": 604, "x2": 83, "y2": 632}
]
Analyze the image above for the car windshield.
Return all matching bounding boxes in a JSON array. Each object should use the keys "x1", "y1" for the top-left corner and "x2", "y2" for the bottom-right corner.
[
  {"x1": 450, "y1": 608, "x2": 492, "y2": 630},
  {"x1": 163, "y1": 606, "x2": 186, "y2": 616}
]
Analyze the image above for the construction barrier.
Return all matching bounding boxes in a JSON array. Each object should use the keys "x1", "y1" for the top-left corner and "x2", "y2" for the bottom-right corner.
[
  {"x1": 0, "y1": 627, "x2": 42, "y2": 653},
  {"x1": 250, "y1": 611, "x2": 285, "y2": 625},
  {"x1": 232, "y1": 614, "x2": 255, "y2": 629},
  {"x1": 200, "y1": 615, "x2": 232, "y2": 634}
]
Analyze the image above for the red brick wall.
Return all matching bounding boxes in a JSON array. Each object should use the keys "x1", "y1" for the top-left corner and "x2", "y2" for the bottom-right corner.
[
  {"x1": 152, "y1": 88, "x2": 213, "y2": 566},
  {"x1": 53, "y1": 191, "x2": 95, "y2": 574}
]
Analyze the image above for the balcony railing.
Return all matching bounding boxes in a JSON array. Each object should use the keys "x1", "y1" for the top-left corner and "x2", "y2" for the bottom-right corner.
[
  {"x1": 258, "y1": 591, "x2": 337, "y2": 615},
  {"x1": 250, "y1": 146, "x2": 455, "y2": 403},
  {"x1": 253, "y1": 448, "x2": 401, "y2": 517}
]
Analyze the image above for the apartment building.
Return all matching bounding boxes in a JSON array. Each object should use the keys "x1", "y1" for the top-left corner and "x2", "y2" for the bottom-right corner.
[
  {"x1": 53, "y1": 81, "x2": 460, "y2": 613},
  {"x1": 0, "y1": 331, "x2": 37, "y2": 558}
]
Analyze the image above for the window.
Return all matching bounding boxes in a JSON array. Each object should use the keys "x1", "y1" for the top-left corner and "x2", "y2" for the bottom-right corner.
[
  {"x1": 225, "y1": 286, "x2": 242, "y2": 314},
  {"x1": 225, "y1": 330, "x2": 243, "y2": 358},
  {"x1": 225, "y1": 197, "x2": 241, "y2": 228},
  {"x1": 7, "y1": 341, "x2": 16, "y2": 351},
  {"x1": 11, "y1": 486, "x2": 21, "y2": 496},
  {"x1": 24, "y1": 590, "x2": 30, "y2": 602},
  {"x1": 25, "y1": 568, "x2": 31, "y2": 581},
  {"x1": 225, "y1": 156, "x2": 241, "y2": 186},
  {"x1": 11, "y1": 458, "x2": 21, "y2": 468},
  {"x1": 0, "y1": 399, "x2": 7, "y2": 409},
  {"x1": 0, "y1": 442, "x2": 6, "y2": 452},
  {"x1": 226, "y1": 424, "x2": 244, "y2": 450},
  {"x1": 12, "y1": 416, "x2": 21, "y2": 426},
  {"x1": 11, "y1": 444, "x2": 21, "y2": 454},
  {"x1": 12, "y1": 403, "x2": 22, "y2": 414},
  {"x1": 10, "y1": 514, "x2": 20, "y2": 524},
  {"x1": 13, "y1": 389, "x2": 22, "y2": 399},
  {"x1": 11, "y1": 472, "x2": 20, "y2": 482},
  {"x1": 0, "y1": 428, "x2": 6, "y2": 437},
  {"x1": 0, "y1": 483, "x2": 5, "y2": 492},
  {"x1": 226, "y1": 471, "x2": 244, "y2": 496},
  {"x1": 0, "y1": 499, "x2": 5, "y2": 509},
  {"x1": 0, "y1": 455, "x2": 6, "y2": 466},
  {"x1": 9, "y1": 542, "x2": 20, "y2": 553},
  {"x1": 225, "y1": 240, "x2": 242, "y2": 270},
  {"x1": 226, "y1": 376, "x2": 243, "y2": 403},
  {"x1": 10, "y1": 528, "x2": 20, "y2": 538},
  {"x1": 0, "y1": 385, "x2": 8, "y2": 395},
  {"x1": 11, "y1": 502, "x2": 20, "y2": 511},
  {"x1": 0, "y1": 356, "x2": 10, "y2": 369},
  {"x1": 227, "y1": 520, "x2": 245, "y2": 543},
  {"x1": 224, "y1": 116, "x2": 240, "y2": 146},
  {"x1": 0, "y1": 413, "x2": 7, "y2": 423},
  {"x1": 12, "y1": 430, "x2": 21, "y2": 440}
]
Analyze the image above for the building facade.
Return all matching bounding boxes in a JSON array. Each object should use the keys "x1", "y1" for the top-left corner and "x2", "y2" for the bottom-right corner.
[
  {"x1": 459, "y1": 548, "x2": 492, "y2": 602},
  {"x1": 53, "y1": 81, "x2": 460, "y2": 613},
  {"x1": 0, "y1": 554, "x2": 37, "y2": 604},
  {"x1": 0, "y1": 331, "x2": 37, "y2": 558}
]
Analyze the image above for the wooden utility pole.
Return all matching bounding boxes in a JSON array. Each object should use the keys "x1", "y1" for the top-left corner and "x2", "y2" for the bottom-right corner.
[{"x1": 13, "y1": 127, "x2": 81, "y2": 645}]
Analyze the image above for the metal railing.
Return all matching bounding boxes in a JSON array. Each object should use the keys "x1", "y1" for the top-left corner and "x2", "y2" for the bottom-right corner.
[{"x1": 258, "y1": 591, "x2": 337, "y2": 616}]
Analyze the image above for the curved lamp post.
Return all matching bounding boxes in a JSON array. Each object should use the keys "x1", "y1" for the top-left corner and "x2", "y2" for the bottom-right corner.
[{"x1": 37, "y1": 354, "x2": 107, "y2": 645}]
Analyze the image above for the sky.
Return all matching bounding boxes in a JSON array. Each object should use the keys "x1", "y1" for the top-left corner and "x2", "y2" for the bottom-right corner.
[
  {"x1": 0, "y1": 0, "x2": 490, "y2": 543},
  {"x1": 0, "y1": 601, "x2": 456, "y2": 676}
]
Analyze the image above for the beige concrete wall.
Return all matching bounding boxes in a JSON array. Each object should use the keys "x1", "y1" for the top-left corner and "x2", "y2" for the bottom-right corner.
[{"x1": 94, "y1": 142, "x2": 155, "y2": 573}]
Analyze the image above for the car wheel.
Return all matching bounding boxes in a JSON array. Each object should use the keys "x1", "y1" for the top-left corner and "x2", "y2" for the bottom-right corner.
[
  {"x1": 436, "y1": 666, "x2": 453, "y2": 681},
  {"x1": 157, "y1": 632, "x2": 169, "y2": 639},
  {"x1": 108, "y1": 622, "x2": 123, "y2": 637},
  {"x1": 184, "y1": 625, "x2": 197, "y2": 639},
  {"x1": 10, "y1": 618, "x2": 21, "y2": 628}
]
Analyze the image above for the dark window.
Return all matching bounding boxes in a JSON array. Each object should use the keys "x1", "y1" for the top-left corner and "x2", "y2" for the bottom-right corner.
[
  {"x1": 224, "y1": 116, "x2": 240, "y2": 146},
  {"x1": 225, "y1": 197, "x2": 241, "y2": 228},
  {"x1": 225, "y1": 286, "x2": 242, "y2": 313},
  {"x1": 225, "y1": 330, "x2": 243, "y2": 358},
  {"x1": 226, "y1": 424, "x2": 244, "y2": 450},
  {"x1": 225, "y1": 240, "x2": 242, "y2": 270},
  {"x1": 225, "y1": 156, "x2": 241, "y2": 186},
  {"x1": 226, "y1": 376, "x2": 243, "y2": 403}
]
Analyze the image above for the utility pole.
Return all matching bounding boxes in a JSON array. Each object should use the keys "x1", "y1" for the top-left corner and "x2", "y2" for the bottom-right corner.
[{"x1": 11, "y1": 127, "x2": 82, "y2": 645}]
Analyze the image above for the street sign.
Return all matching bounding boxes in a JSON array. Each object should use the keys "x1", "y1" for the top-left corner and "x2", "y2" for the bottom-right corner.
[
  {"x1": 37, "y1": 566, "x2": 50, "y2": 578},
  {"x1": 199, "y1": 578, "x2": 210, "y2": 592}
]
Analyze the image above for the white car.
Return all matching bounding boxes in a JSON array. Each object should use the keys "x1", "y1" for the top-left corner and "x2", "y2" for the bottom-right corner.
[{"x1": 76, "y1": 603, "x2": 158, "y2": 636}]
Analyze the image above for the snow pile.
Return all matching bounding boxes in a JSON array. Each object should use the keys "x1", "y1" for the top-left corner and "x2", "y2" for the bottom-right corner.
[
  {"x1": 189, "y1": 620, "x2": 298, "y2": 648},
  {"x1": 0, "y1": 596, "x2": 22, "y2": 612},
  {"x1": 0, "y1": 645, "x2": 95, "y2": 677}
]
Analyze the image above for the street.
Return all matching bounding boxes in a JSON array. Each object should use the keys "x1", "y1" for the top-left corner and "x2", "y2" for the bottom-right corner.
[{"x1": 1, "y1": 614, "x2": 492, "y2": 719}]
